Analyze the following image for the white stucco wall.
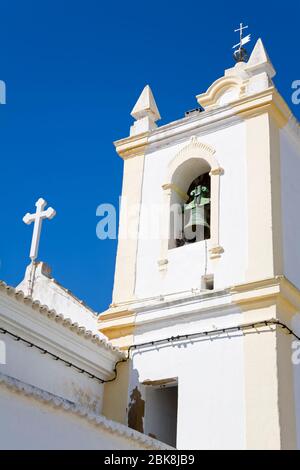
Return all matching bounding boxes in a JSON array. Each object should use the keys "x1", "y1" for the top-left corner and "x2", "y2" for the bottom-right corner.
[
  {"x1": 0, "y1": 333, "x2": 104, "y2": 413},
  {"x1": 129, "y1": 307, "x2": 246, "y2": 450},
  {"x1": 279, "y1": 129, "x2": 300, "y2": 445},
  {"x1": 135, "y1": 121, "x2": 248, "y2": 300},
  {"x1": 280, "y1": 128, "x2": 300, "y2": 290},
  {"x1": 0, "y1": 386, "x2": 153, "y2": 450}
]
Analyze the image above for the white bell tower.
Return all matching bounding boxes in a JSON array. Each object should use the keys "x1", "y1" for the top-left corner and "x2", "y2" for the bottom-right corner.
[
  {"x1": 100, "y1": 38, "x2": 300, "y2": 450},
  {"x1": 109, "y1": 38, "x2": 291, "y2": 305}
]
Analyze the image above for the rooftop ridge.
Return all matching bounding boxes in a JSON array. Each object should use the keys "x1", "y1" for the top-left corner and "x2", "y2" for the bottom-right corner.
[{"x1": 0, "y1": 280, "x2": 123, "y2": 356}]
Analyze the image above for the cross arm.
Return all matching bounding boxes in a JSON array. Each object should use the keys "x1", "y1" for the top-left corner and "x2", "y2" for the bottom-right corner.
[
  {"x1": 23, "y1": 213, "x2": 34, "y2": 225},
  {"x1": 43, "y1": 207, "x2": 56, "y2": 220}
]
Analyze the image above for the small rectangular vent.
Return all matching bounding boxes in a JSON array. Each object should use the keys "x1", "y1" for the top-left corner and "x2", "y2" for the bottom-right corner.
[{"x1": 201, "y1": 274, "x2": 214, "y2": 291}]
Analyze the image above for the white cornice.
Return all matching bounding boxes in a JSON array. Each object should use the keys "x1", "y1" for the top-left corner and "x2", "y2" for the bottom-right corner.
[
  {"x1": 113, "y1": 101, "x2": 243, "y2": 158},
  {"x1": 112, "y1": 276, "x2": 300, "y2": 331},
  {"x1": 146, "y1": 87, "x2": 272, "y2": 149},
  {"x1": 115, "y1": 88, "x2": 300, "y2": 157},
  {"x1": 0, "y1": 281, "x2": 125, "y2": 380},
  {"x1": 0, "y1": 372, "x2": 171, "y2": 450},
  {"x1": 147, "y1": 106, "x2": 242, "y2": 151}
]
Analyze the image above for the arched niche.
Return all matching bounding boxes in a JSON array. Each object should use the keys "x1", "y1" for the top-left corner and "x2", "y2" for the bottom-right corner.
[{"x1": 158, "y1": 136, "x2": 224, "y2": 271}]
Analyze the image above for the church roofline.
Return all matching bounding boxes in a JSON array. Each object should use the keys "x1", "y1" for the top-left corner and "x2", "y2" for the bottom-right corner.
[
  {"x1": 0, "y1": 279, "x2": 123, "y2": 357},
  {"x1": 114, "y1": 86, "x2": 299, "y2": 159},
  {"x1": 44, "y1": 273, "x2": 99, "y2": 318},
  {"x1": 17, "y1": 261, "x2": 99, "y2": 320}
]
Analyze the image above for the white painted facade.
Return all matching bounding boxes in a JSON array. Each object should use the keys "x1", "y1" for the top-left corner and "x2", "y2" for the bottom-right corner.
[{"x1": 280, "y1": 122, "x2": 300, "y2": 290}]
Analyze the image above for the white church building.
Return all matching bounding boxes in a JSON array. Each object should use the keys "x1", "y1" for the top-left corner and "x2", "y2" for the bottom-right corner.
[{"x1": 1, "y1": 35, "x2": 300, "y2": 450}]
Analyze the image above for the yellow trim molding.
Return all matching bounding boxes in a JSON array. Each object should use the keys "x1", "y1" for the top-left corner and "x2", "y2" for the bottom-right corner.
[{"x1": 114, "y1": 132, "x2": 149, "y2": 160}]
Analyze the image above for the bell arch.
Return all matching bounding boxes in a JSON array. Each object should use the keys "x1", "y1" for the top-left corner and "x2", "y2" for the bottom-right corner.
[{"x1": 158, "y1": 136, "x2": 224, "y2": 270}]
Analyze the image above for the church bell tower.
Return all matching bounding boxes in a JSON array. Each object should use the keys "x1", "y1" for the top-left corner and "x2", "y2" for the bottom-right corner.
[{"x1": 99, "y1": 37, "x2": 300, "y2": 449}]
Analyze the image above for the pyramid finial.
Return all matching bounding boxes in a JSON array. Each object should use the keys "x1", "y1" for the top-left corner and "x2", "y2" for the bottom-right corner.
[
  {"x1": 130, "y1": 85, "x2": 161, "y2": 136},
  {"x1": 245, "y1": 38, "x2": 276, "y2": 78}
]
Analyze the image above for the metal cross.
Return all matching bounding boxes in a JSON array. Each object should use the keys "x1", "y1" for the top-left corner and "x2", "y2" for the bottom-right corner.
[
  {"x1": 235, "y1": 22, "x2": 248, "y2": 45},
  {"x1": 23, "y1": 198, "x2": 56, "y2": 261},
  {"x1": 233, "y1": 22, "x2": 250, "y2": 50}
]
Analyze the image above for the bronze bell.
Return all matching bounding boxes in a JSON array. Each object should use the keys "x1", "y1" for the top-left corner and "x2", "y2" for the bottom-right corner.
[
  {"x1": 183, "y1": 184, "x2": 210, "y2": 242},
  {"x1": 183, "y1": 205, "x2": 210, "y2": 241}
]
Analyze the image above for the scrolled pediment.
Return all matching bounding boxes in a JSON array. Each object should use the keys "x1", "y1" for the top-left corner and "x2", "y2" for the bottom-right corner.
[{"x1": 196, "y1": 76, "x2": 244, "y2": 110}]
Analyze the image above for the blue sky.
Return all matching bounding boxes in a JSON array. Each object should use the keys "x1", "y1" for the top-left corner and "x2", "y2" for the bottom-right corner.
[{"x1": 0, "y1": 0, "x2": 299, "y2": 312}]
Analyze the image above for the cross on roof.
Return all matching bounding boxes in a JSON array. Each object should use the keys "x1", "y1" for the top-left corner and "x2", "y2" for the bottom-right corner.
[{"x1": 23, "y1": 198, "x2": 56, "y2": 261}]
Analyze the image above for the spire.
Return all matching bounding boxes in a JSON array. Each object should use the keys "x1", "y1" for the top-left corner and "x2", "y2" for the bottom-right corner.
[
  {"x1": 245, "y1": 38, "x2": 276, "y2": 78},
  {"x1": 130, "y1": 85, "x2": 161, "y2": 136}
]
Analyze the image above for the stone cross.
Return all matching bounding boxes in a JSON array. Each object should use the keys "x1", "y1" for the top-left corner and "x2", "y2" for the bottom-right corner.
[{"x1": 23, "y1": 198, "x2": 56, "y2": 261}]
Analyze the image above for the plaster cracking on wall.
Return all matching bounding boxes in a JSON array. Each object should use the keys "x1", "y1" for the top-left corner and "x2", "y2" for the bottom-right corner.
[{"x1": 70, "y1": 383, "x2": 101, "y2": 414}]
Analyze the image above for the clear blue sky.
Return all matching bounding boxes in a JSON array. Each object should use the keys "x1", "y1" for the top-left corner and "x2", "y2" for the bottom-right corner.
[{"x1": 1, "y1": 0, "x2": 299, "y2": 312}]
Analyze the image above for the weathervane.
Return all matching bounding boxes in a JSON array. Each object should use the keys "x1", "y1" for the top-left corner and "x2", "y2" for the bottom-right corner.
[{"x1": 232, "y1": 22, "x2": 251, "y2": 63}]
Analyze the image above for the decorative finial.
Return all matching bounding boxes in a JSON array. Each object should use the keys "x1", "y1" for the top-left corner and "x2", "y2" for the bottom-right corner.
[
  {"x1": 232, "y1": 22, "x2": 251, "y2": 63},
  {"x1": 23, "y1": 198, "x2": 56, "y2": 262},
  {"x1": 130, "y1": 85, "x2": 161, "y2": 136},
  {"x1": 245, "y1": 38, "x2": 276, "y2": 78}
]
